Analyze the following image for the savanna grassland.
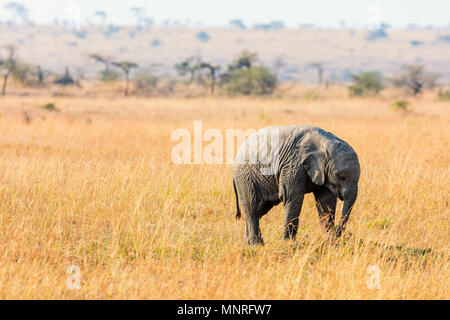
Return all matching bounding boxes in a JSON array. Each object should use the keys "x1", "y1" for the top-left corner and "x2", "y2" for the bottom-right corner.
[{"x1": 0, "y1": 86, "x2": 448, "y2": 299}]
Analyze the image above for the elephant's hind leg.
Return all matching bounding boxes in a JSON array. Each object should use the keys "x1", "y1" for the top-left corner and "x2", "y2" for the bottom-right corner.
[
  {"x1": 244, "y1": 201, "x2": 278, "y2": 245},
  {"x1": 244, "y1": 212, "x2": 264, "y2": 245},
  {"x1": 235, "y1": 176, "x2": 271, "y2": 245}
]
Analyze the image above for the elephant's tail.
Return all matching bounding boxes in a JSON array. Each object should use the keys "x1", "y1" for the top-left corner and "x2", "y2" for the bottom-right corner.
[{"x1": 233, "y1": 179, "x2": 241, "y2": 220}]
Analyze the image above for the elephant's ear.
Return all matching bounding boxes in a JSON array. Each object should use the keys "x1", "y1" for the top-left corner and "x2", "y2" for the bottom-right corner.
[{"x1": 301, "y1": 150, "x2": 325, "y2": 186}]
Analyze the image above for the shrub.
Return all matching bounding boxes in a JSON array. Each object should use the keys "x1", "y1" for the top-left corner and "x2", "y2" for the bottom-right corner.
[
  {"x1": 391, "y1": 100, "x2": 410, "y2": 112},
  {"x1": 349, "y1": 71, "x2": 384, "y2": 96},
  {"x1": 303, "y1": 89, "x2": 321, "y2": 101},
  {"x1": 196, "y1": 32, "x2": 210, "y2": 42},
  {"x1": 39, "y1": 102, "x2": 59, "y2": 112},
  {"x1": 366, "y1": 28, "x2": 388, "y2": 41},
  {"x1": 390, "y1": 64, "x2": 439, "y2": 96},
  {"x1": 12, "y1": 63, "x2": 38, "y2": 86},
  {"x1": 438, "y1": 89, "x2": 450, "y2": 101},
  {"x1": 226, "y1": 66, "x2": 277, "y2": 95},
  {"x1": 438, "y1": 35, "x2": 450, "y2": 43},
  {"x1": 367, "y1": 217, "x2": 393, "y2": 231},
  {"x1": 98, "y1": 69, "x2": 120, "y2": 82},
  {"x1": 229, "y1": 19, "x2": 246, "y2": 29},
  {"x1": 134, "y1": 72, "x2": 158, "y2": 95},
  {"x1": 150, "y1": 39, "x2": 162, "y2": 47},
  {"x1": 410, "y1": 40, "x2": 423, "y2": 46}
]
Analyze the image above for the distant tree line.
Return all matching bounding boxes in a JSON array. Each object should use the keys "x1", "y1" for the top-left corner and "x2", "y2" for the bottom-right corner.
[
  {"x1": 87, "y1": 50, "x2": 278, "y2": 96},
  {"x1": 349, "y1": 65, "x2": 440, "y2": 97},
  {"x1": 0, "y1": 44, "x2": 446, "y2": 99}
]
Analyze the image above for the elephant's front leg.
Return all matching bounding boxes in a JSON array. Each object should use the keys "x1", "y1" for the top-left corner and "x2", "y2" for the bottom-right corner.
[
  {"x1": 283, "y1": 195, "x2": 304, "y2": 240},
  {"x1": 313, "y1": 188, "x2": 337, "y2": 233}
]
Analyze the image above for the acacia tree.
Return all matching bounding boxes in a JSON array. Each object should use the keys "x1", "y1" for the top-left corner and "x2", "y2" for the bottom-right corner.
[
  {"x1": 130, "y1": 7, "x2": 153, "y2": 28},
  {"x1": 390, "y1": 64, "x2": 439, "y2": 96},
  {"x1": 4, "y1": 2, "x2": 32, "y2": 25},
  {"x1": 272, "y1": 57, "x2": 286, "y2": 78},
  {"x1": 197, "y1": 62, "x2": 220, "y2": 94},
  {"x1": 224, "y1": 51, "x2": 278, "y2": 96},
  {"x1": 89, "y1": 53, "x2": 119, "y2": 82},
  {"x1": 89, "y1": 54, "x2": 113, "y2": 69},
  {"x1": 309, "y1": 62, "x2": 324, "y2": 85},
  {"x1": 229, "y1": 51, "x2": 258, "y2": 70},
  {"x1": 0, "y1": 45, "x2": 17, "y2": 95},
  {"x1": 175, "y1": 57, "x2": 200, "y2": 84},
  {"x1": 112, "y1": 61, "x2": 138, "y2": 96},
  {"x1": 94, "y1": 11, "x2": 107, "y2": 25}
]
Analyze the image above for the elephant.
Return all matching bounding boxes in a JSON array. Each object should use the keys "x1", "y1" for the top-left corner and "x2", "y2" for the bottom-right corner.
[{"x1": 232, "y1": 125, "x2": 360, "y2": 245}]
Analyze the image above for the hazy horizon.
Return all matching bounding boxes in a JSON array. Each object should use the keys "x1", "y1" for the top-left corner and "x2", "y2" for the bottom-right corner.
[{"x1": 1, "y1": 0, "x2": 449, "y2": 29}]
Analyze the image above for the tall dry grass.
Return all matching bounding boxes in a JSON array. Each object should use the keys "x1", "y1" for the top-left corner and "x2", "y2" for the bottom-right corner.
[{"x1": 0, "y1": 88, "x2": 448, "y2": 299}]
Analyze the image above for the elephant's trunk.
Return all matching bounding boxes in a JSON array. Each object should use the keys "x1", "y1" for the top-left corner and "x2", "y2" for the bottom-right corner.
[{"x1": 335, "y1": 188, "x2": 357, "y2": 237}]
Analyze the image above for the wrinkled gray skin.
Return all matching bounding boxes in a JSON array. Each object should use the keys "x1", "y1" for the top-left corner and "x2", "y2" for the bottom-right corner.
[{"x1": 232, "y1": 125, "x2": 360, "y2": 245}]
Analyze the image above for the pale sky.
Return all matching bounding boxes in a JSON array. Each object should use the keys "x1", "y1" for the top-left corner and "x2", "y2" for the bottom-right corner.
[{"x1": 0, "y1": 0, "x2": 449, "y2": 28}]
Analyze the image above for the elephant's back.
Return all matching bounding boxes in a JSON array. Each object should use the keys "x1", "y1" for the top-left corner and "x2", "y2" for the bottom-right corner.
[
  {"x1": 232, "y1": 125, "x2": 318, "y2": 166},
  {"x1": 232, "y1": 125, "x2": 324, "y2": 203}
]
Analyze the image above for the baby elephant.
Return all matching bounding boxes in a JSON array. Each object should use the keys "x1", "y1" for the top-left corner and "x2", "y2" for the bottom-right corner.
[{"x1": 232, "y1": 125, "x2": 360, "y2": 245}]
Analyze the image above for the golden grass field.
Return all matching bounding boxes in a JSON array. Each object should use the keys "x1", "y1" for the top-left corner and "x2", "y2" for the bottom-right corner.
[{"x1": 0, "y1": 85, "x2": 448, "y2": 299}]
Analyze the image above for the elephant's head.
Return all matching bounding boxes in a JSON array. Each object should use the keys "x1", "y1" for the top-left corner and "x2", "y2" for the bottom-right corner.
[
  {"x1": 324, "y1": 142, "x2": 360, "y2": 201},
  {"x1": 300, "y1": 130, "x2": 360, "y2": 236}
]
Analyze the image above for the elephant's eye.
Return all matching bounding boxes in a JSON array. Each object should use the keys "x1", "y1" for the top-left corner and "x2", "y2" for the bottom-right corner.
[{"x1": 338, "y1": 174, "x2": 345, "y2": 181}]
